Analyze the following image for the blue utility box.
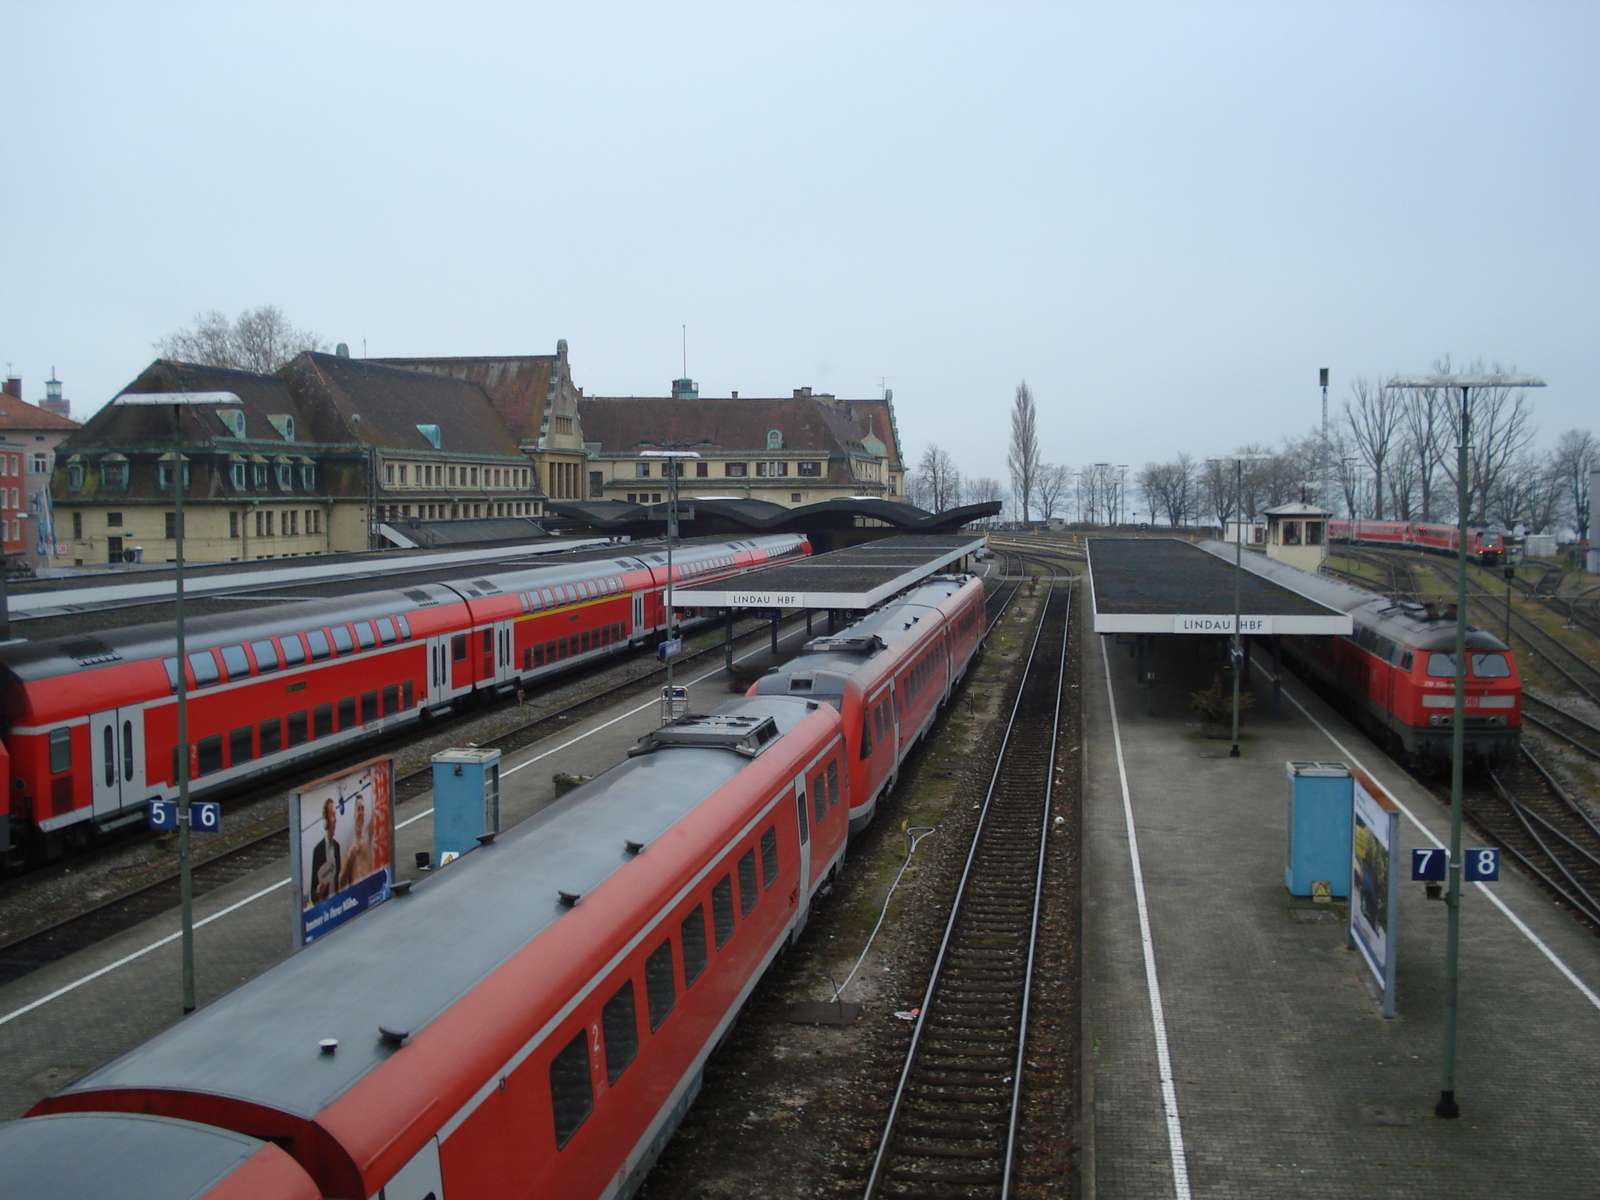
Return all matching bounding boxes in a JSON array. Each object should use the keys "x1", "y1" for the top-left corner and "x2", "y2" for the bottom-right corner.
[
  {"x1": 433, "y1": 748, "x2": 502, "y2": 865},
  {"x1": 1285, "y1": 761, "x2": 1352, "y2": 897}
]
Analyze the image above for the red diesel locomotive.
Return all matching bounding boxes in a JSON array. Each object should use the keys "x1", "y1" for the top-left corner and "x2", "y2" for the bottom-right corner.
[
  {"x1": 19, "y1": 573, "x2": 988, "y2": 1200},
  {"x1": 1328, "y1": 518, "x2": 1506, "y2": 565},
  {"x1": 0, "y1": 534, "x2": 808, "y2": 861}
]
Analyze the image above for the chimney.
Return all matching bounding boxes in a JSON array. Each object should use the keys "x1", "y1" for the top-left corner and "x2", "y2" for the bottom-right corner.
[
  {"x1": 730, "y1": 391, "x2": 738, "y2": 401},
  {"x1": 793, "y1": 387, "x2": 812, "y2": 399},
  {"x1": 3, "y1": 378, "x2": 19, "y2": 399}
]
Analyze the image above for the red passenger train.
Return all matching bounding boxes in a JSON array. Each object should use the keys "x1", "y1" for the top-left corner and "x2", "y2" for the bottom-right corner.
[
  {"x1": 0, "y1": 534, "x2": 808, "y2": 862},
  {"x1": 12, "y1": 572, "x2": 989, "y2": 1200},
  {"x1": 1328, "y1": 518, "x2": 1506, "y2": 565}
]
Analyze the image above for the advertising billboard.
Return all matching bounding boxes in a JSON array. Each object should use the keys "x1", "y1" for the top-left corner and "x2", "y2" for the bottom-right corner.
[
  {"x1": 288, "y1": 756, "x2": 395, "y2": 948},
  {"x1": 1348, "y1": 768, "x2": 1400, "y2": 1017}
]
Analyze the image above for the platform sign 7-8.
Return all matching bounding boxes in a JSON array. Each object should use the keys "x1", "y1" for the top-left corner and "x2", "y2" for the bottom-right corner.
[{"x1": 1410, "y1": 847, "x2": 1498, "y2": 882}]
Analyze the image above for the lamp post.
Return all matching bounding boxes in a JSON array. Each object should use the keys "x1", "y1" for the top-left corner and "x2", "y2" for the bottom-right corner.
[
  {"x1": 113, "y1": 388, "x2": 240, "y2": 1013},
  {"x1": 1209, "y1": 454, "x2": 1270, "y2": 757},
  {"x1": 1385, "y1": 373, "x2": 1544, "y2": 1120},
  {"x1": 639, "y1": 448, "x2": 700, "y2": 723}
]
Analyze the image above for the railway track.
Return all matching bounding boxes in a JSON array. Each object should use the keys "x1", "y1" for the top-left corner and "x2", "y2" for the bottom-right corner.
[
  {"x1": 1521, "y1": 694, "x2": 1600, "y2": 764},
  {"x1": 864, "y1": 576, "x2": 1071, "y2": 1199},
  {"x1": 1460, "y1": 751, "x2": 1600, "y2": 932}
]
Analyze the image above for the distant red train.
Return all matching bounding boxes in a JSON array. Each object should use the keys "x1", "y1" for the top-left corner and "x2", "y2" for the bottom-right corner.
[
  {"x1": 1328, "y1": 518, "x2": 1505, "y2": 565},
  {"x1": 13, "y1": 573, "x2": 989, "y2": 1200},
  {"x1": 0, "y1": 534, "x2": 809, "y2": 863}
]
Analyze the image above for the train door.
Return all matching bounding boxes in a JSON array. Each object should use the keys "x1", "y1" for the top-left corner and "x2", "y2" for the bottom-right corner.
[
  {"x1": 632, "y1": 590, "x2": 646, "y2": 638},
  {"x1": 793, "y1": 772, "x2": 812, "y2": 932},
  {"x1": 493, "y1": 619, "x2": 515, "y2": 683},
  {"x1": 425, "y1": 635, "x2": 453, "y2": 708},
  {"x1": 89, "y1": 707, "x2": 146, "y2": 819}
]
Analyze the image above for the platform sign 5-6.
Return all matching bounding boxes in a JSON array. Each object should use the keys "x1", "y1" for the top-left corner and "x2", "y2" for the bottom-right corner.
[
  {"x1": 1411, "y1": 847, "x2": 1498, "y2": 881},
  {"x1": 148, "y1": 800, "x2": 221, "y2": 832}
]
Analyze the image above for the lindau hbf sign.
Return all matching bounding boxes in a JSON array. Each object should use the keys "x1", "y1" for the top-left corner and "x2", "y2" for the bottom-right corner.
[{"x1": 1177, "y1": 614, "x2": 1274, "y2": 634}]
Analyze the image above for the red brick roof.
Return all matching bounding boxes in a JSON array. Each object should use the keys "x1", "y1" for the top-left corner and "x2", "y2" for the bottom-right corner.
[
  {"x1": 376, "y1": 355, "x2": 559, "y2": 441},
  {"x1": 0, "y1": 392, "x2": 80, "y2": 431}
]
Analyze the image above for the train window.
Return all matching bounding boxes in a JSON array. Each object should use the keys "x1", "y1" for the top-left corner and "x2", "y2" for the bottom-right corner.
[
  {"x1": 197, "y1": 735, "x2": 223, "y2": 776},
  {"x1": 251, "y1": 639, "x2": 279, "y2": 673},
  {"x1": 680, "y1": 906, "x2": 708, "y2": 987},
  {"x1": 559, "y1": 636, "x2": 569, "y2": 660},
  {"x1": 541, "y1": 589, "x2": 555, "y2": 607},
  {"x1": 337, "y1": 696, "x2": 356, "y2": 730},
  {"x1": 122, "y1": 721, "x2": 134, "y2": 781},
  {"x1": 548, "y1": 1030, "x2": 593, "y2": 1149},
  {"x1": 260, "y1": 718, "x2": 282, "y2": 755},
  {"x1": 519, "y1": 592, "x2": 532, "y2": 614},
  {"x1": 188, "y1": 651, "x2": 221, "y2": 688},
  {"x1": 164, "y1": 657, "x2": 179, "y2": 693},
  {"x1": 314, "y1": 704, "x2": 334, "y2": 739},
  {"x1": 601, "y1": 981, "x2": 639, "y2": 1084},
  {"x1": 287, "y1": 711, "x2": 308, "y2": 746},
  {"x1": 1471, "y1": 653, "x2": 1511, "y2": 678},
  {"x1": 361, "y1": 691, "x2": 378, "y2": 723},
  {"x1": 482, "y1": 629, "x2": 492, "y2": 653},
  {"x1": 383, "y1": 685, "x2": 399, "y2": 715},
  {"x1": 858, "y1": 714, "x2": 873, "y2": 759},
  {"x1": 738, "y1": 850, "x2": 758, "y2": 917},
  {"x1": 580, "y1": 630, "x2": 590, "y2": 653},
  {"x1": 533, "y1": 645, "x2": 545, "y2": 667},
  {"x1": 796, "y1": 789, "x2": 809, "y2": 844},
  {"x1": 712, "y1": 875, "x2": 735, "y2": 947},
  {"x1": 761, "y1": 827, "x2": 779, "y2": 887},
  {"x1": 1426, "y1": 653, "x2": 1456, "y2": 678},
  {"x1": 451, "y1": 634, "x2": 467, "y2": 662},
  {"x1": 355, "y1": 622, "x2": 376, "y2": 651},
  {"x1": 331, "y1": 626, "x2": 354, "y2": 655},
  {"x1": 306, "y1": 630, "x2": 332, "y2": 662},
  {"x1": 102, "y1": 727, "x2": 114, "y2": 786},
  {"x1": 644, "y1": 939, "x2": 676, "y2": 1031},
  {"x1": 812, "y1": 774, "x2": 827, "y2": 825},
  {"x1": 827, "y1": 761, "x2": 840, "y2": 808},
  {"x1": 377, "y1": 617, "x2": 397, "y2": 644},
  {"x1": 395, "y1": 615, "x2": 411, "y2": 640},
  {"x1": 280, "y1": 635, "x2": 307, "y2": 668},
  {"x1": 1401, "y1": 652, "x2": 1415, "y2": 673},
  {"x1": 220, "y1": 644, "x2": 250, "y2": 680},
  {"x1": 402, "y1": 680, "x2": 414, "y2": 709},
  {"x1": 230, "y1": 726, "x2": 253, "y2": 765}
]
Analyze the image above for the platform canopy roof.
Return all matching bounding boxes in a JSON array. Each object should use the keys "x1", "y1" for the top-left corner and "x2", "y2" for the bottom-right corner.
[
  {"x1": 675, "y1": 532, "x2": 986, "y2": 611},
  {"x1": 1088, "y1": 538, "x2": 1354, "y2": 635}
]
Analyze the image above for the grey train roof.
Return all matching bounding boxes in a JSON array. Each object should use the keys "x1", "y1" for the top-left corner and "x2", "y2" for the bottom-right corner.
[
  {"x1": 57, "y1": 695, "x2": 820, "y2": 1120},
  {"x1": 0, "y1": 1112, "x2": 289, "y2": 1200}
]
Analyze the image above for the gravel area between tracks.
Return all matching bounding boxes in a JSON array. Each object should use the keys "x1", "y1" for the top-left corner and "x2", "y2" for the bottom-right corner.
[
  {"x1": 0, "y1": 617, "x2": 773, "y2": 948},
  {"x1": 637, "y1": 584, "x2": 1084, "y2": 1200}
]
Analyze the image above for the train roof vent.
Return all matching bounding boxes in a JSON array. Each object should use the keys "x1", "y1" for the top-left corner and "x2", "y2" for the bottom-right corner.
[
  {"x1": 628, "y1": 713, "x2": 781, "y2": 758},
  {"x1": 471, "y1": 579, "x2": 499, "y2": 593},
  {"x1": 58, "y1": 636, "x2": 121, "y2": 666},
  {"x1": 802, "y1": 634, "x2": 886, "y2": 656},
  {"x1": 402, "y1": 589, "x2": 438, "y2": 606}
]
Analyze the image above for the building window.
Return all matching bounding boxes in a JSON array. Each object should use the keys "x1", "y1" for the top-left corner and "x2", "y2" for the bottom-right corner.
[
  {"x1": 31, "y1": 453, "x2": 46, "y2": 473},
  {"x1": 798, "y1": 461, "x2": 822, "y2": 476},
  {"x1": 589, "y1": 471, "x2": 603, "y2": 497},
  {"x1": 792, "y1": 493, "x2": 802, "y2": 503},
  {"x1": 398, "y1": 465, "x2": 408, "y2": 485},
  {"x1": 106, "y1": 512, "x2": 122, "y2": 527},
  {"x1": 756, "y1": 461, "x2": 788, "y2": 477},
  {"x1": 695, "y1": 462, "x2": 709, "y2": 477},
  {"x1": 276, "y1": 459, "x2": 293, "y2": 490},
  {"x1": 554, "y1": 415, "x2": 573, "y2": 434},
  {"x1": 471, "y1": 467, "x2": 479, "y2": 486},
  {"x1": 67, "y1": 458, "x2": 86, "y2": 490},
  {"x1": 724, "y1": 462, "x2": 747, "y2": 477},
  {"x1": 72, "y1": 511, "x2": 83, "y2": 540},
  {"x1": 766, "y1": 429, "x2": 784, "y2": 450},
  {"x1": 229, "y1": 512, "x2": 239, "y2": 538},
  {"x1": 251, "y1": 461, "x2": 266, "y2": 490},
  {"x1": 385, "y1": 463, "x2": 395, "y2": 485},
  {"x1": 635, "y1": 461, "x2": 651, "y2": 478},
  {"x1": 300, "y1": 462, "x2": 316, "y2": 490},
  {"x1": 165, "y1": 512, "x2": 177, "y2": 539},
  {"x1": 102, "y1": 457, "x2": 129, "y2": 490},
  {"x1": 448, "y1": 465, "x2": 457, "y2": 486},
  {"x1": 230, "y1": 460, "x2": 246, "y2": 490}
]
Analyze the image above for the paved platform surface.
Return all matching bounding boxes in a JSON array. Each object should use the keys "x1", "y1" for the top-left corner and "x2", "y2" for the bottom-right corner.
[
  {"x1": 0, "y1": 620, "x2": 821, "y2": 1122},
  {"x1": 1084, "y1": 631, "x2": 1600, "y2": 1198}
]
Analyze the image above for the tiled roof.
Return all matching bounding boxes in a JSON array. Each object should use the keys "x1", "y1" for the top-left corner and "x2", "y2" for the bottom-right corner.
[
  {"x1": 282, "y1": 353, "x2": 525, "y2": 458},
  {"x1": 375, "y1": 354, "x2": 559, "y2": 441},
  {"x1": 59, "y1": 360, "x2": 304, "y2": 450},
  {"x1": 0, "y1": 393, "x2": 79, "y2": 431},
  {"x1": 579, "y1": 396, "x2": 875, "y2": 459}
]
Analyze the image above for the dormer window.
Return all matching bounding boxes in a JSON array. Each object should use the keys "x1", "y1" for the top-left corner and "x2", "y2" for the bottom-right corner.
[
  {"x1": 66, "y1": 455, "x2": 86, "y2": 491},
  {"x1": 766, "y1": 429, "x2": 784, "y2": 450},
  {"x1": 416, "y1": 423, "x2": 441, "y2": 449},
  {"x1": 229, "y1": 455, "x2": 246, "y2": 491},
  {"x1": 275, "y1": 456, "x2": 294, "y2": 490},
  {"x1": 218, "y1": 409, "x2": 247, "y2": 438},
  {"x1": 299, "y1": 458, "x2": 316, "y2": 490},
  {"x1": 267, "y1": 414, "x2": 296, "y2": 441},
  {"x1": 158, "y1": 453, "x2": 191, "y2": 492},
  {"x1": 101, "y1": 454, "x2": 130, "y2": 490}
]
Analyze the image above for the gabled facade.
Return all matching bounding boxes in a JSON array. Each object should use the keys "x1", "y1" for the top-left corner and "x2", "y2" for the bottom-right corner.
[
  {"x1": 376, "y1": 341, "x2": 585, "y2": 503},
  {"x1": 0, "y1": 377, "x2": 80, "y2": 573},
  {"x1": 578, "y1": 384, "x2": 905, "y2": 508}
]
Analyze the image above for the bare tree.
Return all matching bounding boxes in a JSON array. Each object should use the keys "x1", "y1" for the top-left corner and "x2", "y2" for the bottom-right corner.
[
  {"x1": 1137, "y1": 456, "x2": 1196, "y2": 528},
  {"x1": 1551, "y1": 429, "x2": 1599, "y2": 538},
  {"x1": 1397, "y1": 373, "x2": 1451, "y2": 520},
  {"x1": 1006, "y1": 382, "x2": 1041, "y2": 524},
  {"x1": 1079, "y1": 462, "x2": 1122, "y2": 526},
  {"x1": 1344, "y1": 376, "x2": 1405, "y2": 518},
  {"x1": 155, "y1": 304, "x2": 327, "y2": 372},
  {"x1": 1034, "y1": 463, "x2": 1071, "y2": 521},
  {"x1": 915, "y1": 444, "x2": 963, "y2": 512},
  {"x1": 1432, "y1": 360, "x2": 1539, "y2": 522}
]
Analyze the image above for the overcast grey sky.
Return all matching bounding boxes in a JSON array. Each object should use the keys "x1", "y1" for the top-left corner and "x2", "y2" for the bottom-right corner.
[{"x1": 3, "y1": 1, "x2": 1595, "y2": 486}]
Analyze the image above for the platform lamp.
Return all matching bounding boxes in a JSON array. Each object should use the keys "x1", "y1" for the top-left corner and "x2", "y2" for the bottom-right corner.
[
  {"x1": 639, "y1": 448, "x2": 700, "y2": 724},
  {"x1": 1207, "y1": 454, "x2": 1271, "y2": 757},
  {"x1": 1384, "y1": 372, "x2": 1543, "y2": 1120},
  {"x1": 112, "y1": 388, "x2": 239, "y2": 1014}
]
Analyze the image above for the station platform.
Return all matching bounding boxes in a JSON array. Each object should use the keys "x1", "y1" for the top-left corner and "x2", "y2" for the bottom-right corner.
[
  {"x1": 0, "y1": 617, "x2": 828, "y2": 1122},
  {"x1": 1084, "y1": 629, "x2": 1600, "y2": 1197}
]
